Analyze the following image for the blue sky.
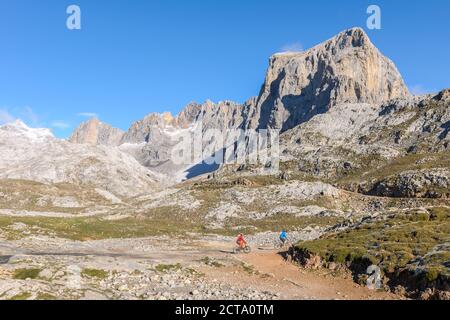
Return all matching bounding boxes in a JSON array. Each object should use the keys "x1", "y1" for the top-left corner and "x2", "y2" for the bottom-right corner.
[{"x1": 0, "y1": 0, "x2": 449, "y2": 137}]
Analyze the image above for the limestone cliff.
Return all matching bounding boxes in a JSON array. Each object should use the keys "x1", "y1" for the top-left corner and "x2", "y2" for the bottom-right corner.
[{"x1": 69, "y1": 118, "x2": 125, "y2": 146}]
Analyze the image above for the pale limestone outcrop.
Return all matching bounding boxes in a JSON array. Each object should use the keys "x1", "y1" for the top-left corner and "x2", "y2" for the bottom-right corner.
[{"x1": 69, "y1": 118, "x2": 125, "y2": 146}]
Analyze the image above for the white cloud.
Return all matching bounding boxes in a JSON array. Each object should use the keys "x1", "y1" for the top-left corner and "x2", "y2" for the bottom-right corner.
[
  {"x1": 21, "y1": 106, "x2": 40, "y2": 126},
  {"x1": 280, "y1": 42, "x2": 304, "y2": 53},
  {"x1": 0, "y1": 109, "x2": 16, "y2": 124},
  {"x1": 51, "y1": 121, "x2": 71, "y2": 130},
  {"x1": 77, "y1": 112, "x2": 98, "y2": 118},
  {"x1": 0, "y1": 106, "x2": 69, "y2": 131},
  {"x1": 0, "y1": 106, "x2": 39, "y2": 127},
  {"x1": 409, "y1": 84, "x2": 436, "y2": 96}
]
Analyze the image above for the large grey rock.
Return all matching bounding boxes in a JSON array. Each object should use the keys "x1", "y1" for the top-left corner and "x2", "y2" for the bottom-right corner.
[{"x1": 368, "y1": 169, "x2": 450, "y2": 198}]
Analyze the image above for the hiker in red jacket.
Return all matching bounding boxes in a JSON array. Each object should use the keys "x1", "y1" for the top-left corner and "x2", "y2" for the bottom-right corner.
[{"x1": 236, "y1": 233, "x2": 247, "y2": 249}]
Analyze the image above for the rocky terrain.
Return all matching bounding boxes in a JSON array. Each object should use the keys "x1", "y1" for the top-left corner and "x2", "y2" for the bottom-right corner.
[
  {"x1": 0, "y1": 27, "x2": 448, "y2": 300},
  {"x1": 0, "y1": 233, "x2": 401, "y2": 300},
  {"x1": 0, "y1": 120, "x2": 159, "y2": 197}
]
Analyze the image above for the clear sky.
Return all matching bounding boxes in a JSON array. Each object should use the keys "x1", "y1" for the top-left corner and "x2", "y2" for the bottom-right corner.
[{"x1": 0, "y1": 0, "x2": 449, "y2": 137}]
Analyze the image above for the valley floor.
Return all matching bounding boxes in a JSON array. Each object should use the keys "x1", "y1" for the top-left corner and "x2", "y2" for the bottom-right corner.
[{"x1": 0, "y1": 235, "x2": 400, "y2": 300}]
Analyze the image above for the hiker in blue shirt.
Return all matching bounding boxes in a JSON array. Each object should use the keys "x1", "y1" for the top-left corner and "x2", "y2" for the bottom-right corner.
[{"x1": 279, "y1": 229, "x2": 288, "y2": 245}]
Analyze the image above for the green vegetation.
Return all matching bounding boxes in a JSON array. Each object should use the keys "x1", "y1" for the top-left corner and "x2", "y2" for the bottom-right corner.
[
  {"x1": 0, "y1": 179, "x2": 110, "y2": 214},
  {"x1": 36, "y1": 292, "x2": 57, "y2": 300},
  {"x1": 81, "y1": 268, "x2": 109, "y2": 279},
  {"x1": 0, "y1": 209, "x2": 339, "y2": 240},
  {"x1": 296, "y1": 207, "x2": 450, "y2": 280},
  {"x1": 240, "y1": 262, "x2": 259, "y2": 275},
  {"x1": 200, "y1": 257, "x2": 225, "y2": 268},
  {"x1": 13, "y1": 268, "x2": 42, "y2": 280},
  {"x1": 220, "y1": 214, "x2": 343, "y2": 236},
  {"x1": 154, "y1": 263, "x2": 182, "y2": 273},
  {"x1": 335, "y1": 150, "x2": 450, "y2": 186},
  {"x1": 185, "y1": 267, "x2": 204, "y2": 277},
  {"x1": 9, "y1": 292, "x2": 32, "y2": 300},
  {"x1": 0, "y1": 214, "x2": 204, "y2": 241}
]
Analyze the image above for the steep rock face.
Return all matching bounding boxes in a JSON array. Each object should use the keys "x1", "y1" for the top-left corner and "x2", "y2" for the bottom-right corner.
[
  {"x1": 367, "y1": 169, "x2": 450, "y2": 199},
  {"x1": 247, "y1": 27, "x2": 409, "y2": 131},
  {"x1": 69, "y1": 118, "x2": 125, "y2": 146},
  {"x1": 0, "y1": 121, "x2": 158, "y2": 197},
  {"x1": 278, "y1": 89, "x2": 450, "y2": 196},
  {"x1": 121, "y1": 100, "x2": 250, "y2": 145},
  {"x1": 117, "y1": 100, "x2": 252, "y2": 180},
  {"x1": 121, "y1": 112, "x2": 177, "y2": 144}
]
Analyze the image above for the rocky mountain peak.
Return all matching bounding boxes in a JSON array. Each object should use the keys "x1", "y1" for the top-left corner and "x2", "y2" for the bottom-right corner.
[
  {"x1": 141, "y1": 112, "x2": 176, "y2": 127},
  {"x1": 69, "y1": 117, "x2": 125, "y2": 146},
  {"x1": 0, "y1": 119, "x2": 54, "y2": 141},
  {"x1": 251, "y1": 27, "x2": 410, "y2": 131},
  {"x1": 333, "y1": 27, "x2": 371, "y2": 48}
]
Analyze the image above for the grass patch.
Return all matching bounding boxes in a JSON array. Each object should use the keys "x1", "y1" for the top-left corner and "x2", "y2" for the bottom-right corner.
[
  {"x1": 0, "y1": 209, "x2": 340, "y2": 240},
  {"x1": 240, "y1": 262, "x2": 259, "y2": 275},
  {"x1": 296, "y1": 208, "x2": 450, "y2": 277},
  {"x1": 185, "y1": 267, "x2": 204, "y2": 277},
  {"x1": 200, "y1": 257, "x2": 225, "y2": 268},
  {"x1": 0, "y1": 179, "x2": 110, "y2": 213},
  {"x1": 36, "y1": 292, "x2": 57, "y2": 300},
  {"x1": 9, "y1": 292, "x2": 32, "y2": 300},
  {"x1": 0, "y1": 214, "x2": 205, "y2": 241},
  {"x1": 335, "y1": 150, "x2": 450, "y2": 186},
  {"x1": 13, "y1": 268, "x2": 42, "y2": 280},
  {"x1": 81, "y1": 268, "x2": 109, "y2": 279},
  {"x1": 218, "y1": 214, "x2": 343, "y2": 236},
  {"x1": 154, "y1": 263, "x2": 182, "y2": 273}
]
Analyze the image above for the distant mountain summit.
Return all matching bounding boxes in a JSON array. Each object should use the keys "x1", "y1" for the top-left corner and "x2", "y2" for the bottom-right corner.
[
  {"x1": 69, "y1": 117, "x2": 125, "y2": 146},
  {"x1": 1, "y1": 119, "x2": 54, "y2": 141}
]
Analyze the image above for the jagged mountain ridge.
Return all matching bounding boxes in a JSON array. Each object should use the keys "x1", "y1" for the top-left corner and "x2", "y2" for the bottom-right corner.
[
  {"x1": 67, "y1": 27, "x2": 445, "y2": 185},
  {"x1": 71, "y1": 27, "x2": 409, "y2": 147},
  {"x1": 68, "y1": 28, "x2": 414, "y2": 181}
]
